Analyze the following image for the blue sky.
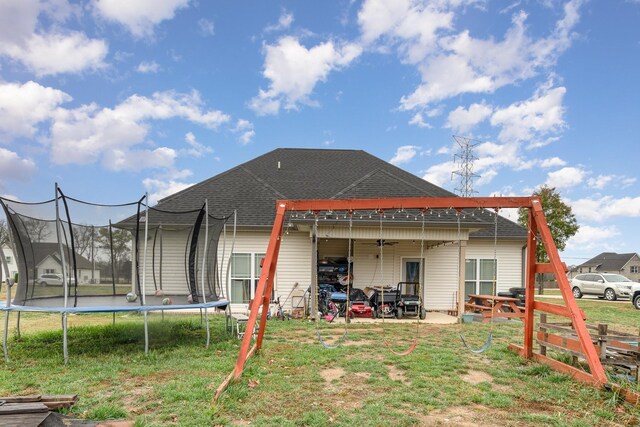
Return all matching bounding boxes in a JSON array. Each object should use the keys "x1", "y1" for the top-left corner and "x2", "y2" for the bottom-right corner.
[{"x1": 1, "y1": 0, "x2": 639, "y2": 264}]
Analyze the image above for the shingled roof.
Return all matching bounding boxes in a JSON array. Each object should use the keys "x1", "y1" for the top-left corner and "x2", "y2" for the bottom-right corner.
[
  {"x1": 577, "y1": 252, "x2": 638, "y2": 272},
  {"x1": 154, "y1": 148, "x2": 527, "y2": 240},
  {"x1": 33, "y1": 242, "x2": 93, "y2": 270}
]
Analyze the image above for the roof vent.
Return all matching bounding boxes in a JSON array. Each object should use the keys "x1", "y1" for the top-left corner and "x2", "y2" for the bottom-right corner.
[{"x1": 277, "y1": 161, "x2": 281, "y2": 170}]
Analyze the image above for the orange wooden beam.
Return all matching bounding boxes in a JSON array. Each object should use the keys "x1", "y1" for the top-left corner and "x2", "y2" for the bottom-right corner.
[
  {"x1": 535, "y1": 262, "x2": 569, "y2": 274},
  {"x1": 233, "y1": 202, "x2": 287, "y2": 380},
  {"x1": 534, "y1": 301, "x2": 586, "y2": 320},
  {"x1": 523, "y1": 209, "x2": 537, "y2": 357},
  {"x1": 283, "y1": 196, "x2": 534, "y2": 212},
  {"x1": 509, "y1": 344, "x2": 601, "y2": 386},
  {"x1": 530, "y1": 200, "x2": 608, "y2": 384}
]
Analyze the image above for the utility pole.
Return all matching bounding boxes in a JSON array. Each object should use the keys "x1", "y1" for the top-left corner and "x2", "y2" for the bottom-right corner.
[{"x1": 451, "y1": 135, "x2": 480, "y2": 197}]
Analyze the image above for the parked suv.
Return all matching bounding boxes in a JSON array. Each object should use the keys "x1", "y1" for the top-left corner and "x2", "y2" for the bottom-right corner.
[
  {"x1": 37, "y1": 273, "x2": 75, "y2": 286},
  {"x1": 632, "y1": 283, "x2": 640, "y2": 310},
  {"x1": 571, "y1": 273, "x2": 634, "y2": 301}
]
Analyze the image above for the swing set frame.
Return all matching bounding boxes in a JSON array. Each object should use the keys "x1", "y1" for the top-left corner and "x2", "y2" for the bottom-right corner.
[{"x1": 214, "y1": 196, "x2": 639, "y2": 404}]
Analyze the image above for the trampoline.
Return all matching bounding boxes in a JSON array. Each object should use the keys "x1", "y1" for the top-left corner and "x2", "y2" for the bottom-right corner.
[{"x1": 0, "y1": 184, "x2": 232, "y2": 362}]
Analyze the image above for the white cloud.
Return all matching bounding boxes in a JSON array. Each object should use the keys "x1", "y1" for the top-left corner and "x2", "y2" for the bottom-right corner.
[
  {"x1": 265, "y1": 10, "x2": 294, "y2": 32},
  {"x1": 358, "y1": 0, "x2": 582, "y2": 111},
  {"x1": 0, "y1": 81, "x2": 71, "y2": 140},
  {"x1": 565, "y1": 224, "x2": 620, "y2": 252},
  {"x1": 544, "y1": 166, "x2": 585, "y2": 190},
  {"x1": 234, "y1": 119, "x2": 255, "y2": 145},
  {"x1": 0, "y1": 147, "x2": 37, "y2": 182},
  {"x1": 0, "y1": 1, "x2": 107, "y2": 76},
  {"x1": 182, "y1": 132, "x2": 213, "y2": 157},
  {"x1": 104, "y1": 147, "x2": 176, "y2": 171},
  {"x1": 446, "y1": 102, "x2": 492, "y2": 134},
  {"x1": 92, "y1": 0, "x2": 190, "y2": 38},
  {"x1": 422, "y1": 160, "x2": 455, "y2": 186},
  {"x1": 408, "y1": 112, "x2": 432, "y2": 128},
  {"x1": 48, "y1": 90, "x2": 230, "y2": 168},
  {"x1": 250, "y1": 36, "x2": 362, "y2": 115},
  {"x1": 390, "y1": 145, "x2": 419, "y2": 165},
  {"x1": 570, "y1": 196, "x2": 640, "y2": 222},
  {"x1": 198, "y1": 18, "x2": 214, "y2": 36},
  {"x1": 490, "y1": 83, "x2": 566, "y2": 143},
  {"x1": 143, "y1": 177, "x2": 194, "y2": 204},
  {"x1": 357, "y1": 0, "x2": 454, "y2": 61},
  {"x1": 587, "y1": 174, "x2": 614, "y2": 190},
  {"x1": 540, "y1": 157, "x2": 566, "y2": 168},
  {"x1": 136, "y1": 61, "x2": 160, "y2": 73}
]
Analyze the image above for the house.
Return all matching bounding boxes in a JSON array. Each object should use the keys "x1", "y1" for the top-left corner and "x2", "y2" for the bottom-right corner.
[
  {"x1": 31, "y1": 242, "x2": 101, "y2": 284},
  {"x1": 145, "y1": 148, "x2": 528, "y2": 312},
  {"x1": 575, "y1": 252, "x2": 640, "y2": 282},
  {"x1": 1, "y1": 245, "x2": 18, "y2": 283}
]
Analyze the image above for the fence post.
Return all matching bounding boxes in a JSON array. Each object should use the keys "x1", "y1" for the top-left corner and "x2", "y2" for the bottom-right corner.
[
  {"x1": 539, "y1": 313, "x2": 547, "y2": 356},
  {"x1": 598, "y1": 323, "x2": 608, "y2": 361}
]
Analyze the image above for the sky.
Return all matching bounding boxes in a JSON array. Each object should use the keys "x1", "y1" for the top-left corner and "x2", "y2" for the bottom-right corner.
[{"x1": 0, "y1": 0, "x2": 639, "y2": 264}]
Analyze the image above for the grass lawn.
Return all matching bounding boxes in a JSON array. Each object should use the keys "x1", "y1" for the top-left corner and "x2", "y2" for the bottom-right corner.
[{"x1": 0, "y1": 302, "x2": 638, "y2": 426}]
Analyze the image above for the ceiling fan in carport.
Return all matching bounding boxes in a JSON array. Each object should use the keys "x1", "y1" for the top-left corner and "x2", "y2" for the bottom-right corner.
[{"x1": 361, "y1": 239, "x2": 399, "y2": 247}]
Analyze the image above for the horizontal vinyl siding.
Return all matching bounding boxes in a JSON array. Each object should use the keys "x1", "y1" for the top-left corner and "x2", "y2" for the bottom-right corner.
[
  {"x1": 466, "y1": 240, "x2": 524, "y2": 293},
  {"x1": 217, "y1": 230, "x2": 311, "y2": 312},
  {"x1": 317, "y1": 226, "x2": 468, "y2": 241},
  {"x1": 423, "y1": 245, "x2": 460, "y2": 311}
]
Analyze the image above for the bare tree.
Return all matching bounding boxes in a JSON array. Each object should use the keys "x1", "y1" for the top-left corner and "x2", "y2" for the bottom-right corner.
[
  {"x1": 0, "y1": 218, "x2": 9, "y2": 247},
  {"x1": 22, "y1": 218, "x2": 53, "y2": 242},
  {"x1": 73, "y1": 225, "x2": 98, "y2": 259}
]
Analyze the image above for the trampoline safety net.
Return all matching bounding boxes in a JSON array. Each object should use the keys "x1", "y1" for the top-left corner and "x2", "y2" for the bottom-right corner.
[{"x1": 0, "y1": 187, "x2": 230, "y2": 308}]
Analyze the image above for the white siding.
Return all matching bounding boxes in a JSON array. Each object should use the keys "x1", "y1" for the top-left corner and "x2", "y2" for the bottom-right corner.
[
  {"x1": 466, "y1": 240, "x2": 524, "y2": 293},
  {"x1": 137, "y1": 227, "x2": 524, "y2": 313}
]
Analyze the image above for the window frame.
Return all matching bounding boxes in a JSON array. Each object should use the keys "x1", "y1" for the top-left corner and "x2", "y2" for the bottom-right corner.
[
  {"x1": 229, "y1": 252, "x2": 267, "y2": 304},
  {"x1": 464, "y1": 258, "x2": 497, "y2": 298}
]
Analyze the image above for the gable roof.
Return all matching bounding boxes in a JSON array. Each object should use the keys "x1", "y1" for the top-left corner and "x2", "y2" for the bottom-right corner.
[
  {"x1": 577, "y1": 252, "x2": 639, "y2": 272},
  {"x1": 154, "y1": 148, "x2": 527, "y2": 240},
  {"x1": 32, "y1": 242, "x2": 93, "y2": 270}
]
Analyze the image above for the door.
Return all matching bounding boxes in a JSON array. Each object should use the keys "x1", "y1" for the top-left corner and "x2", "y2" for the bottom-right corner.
[{"x1": 402, "y1": 258, "x2": 424, "y2": 295}]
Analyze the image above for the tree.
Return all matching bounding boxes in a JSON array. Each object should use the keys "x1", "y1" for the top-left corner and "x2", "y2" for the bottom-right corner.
[
  {"x1": 96, "y1": 227, "x2": 132, "y2": 284},
  {"x1": 0, "y1": 218, "x2": 9, "y2": 247},
  {"x1": 518, "y1": 185, "x2": 579, "y2": 294}
]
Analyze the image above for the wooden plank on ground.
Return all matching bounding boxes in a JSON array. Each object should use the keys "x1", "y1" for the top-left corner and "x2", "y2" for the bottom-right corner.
[
  {"x1": 0, "y1": 412, "x2": 49, "y2": 426},
  {"x1": 0, "y1": 395, "x2": 42, "y2": 403},
  {"x1": 0, "y1": 402, "x2": 48, "y2": 414}
]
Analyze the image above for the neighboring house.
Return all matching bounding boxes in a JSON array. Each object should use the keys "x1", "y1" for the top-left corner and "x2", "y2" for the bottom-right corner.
[
  {"x1": 143, "y1": 148, "x2": 529, "y2": 312},
  {"x1": 575, "y1": 252, "x2": 640, "y2": 283},
  {"x1": 32, "y1": 242, "x2": 101, "y2": 284},
  {"x1": 1, "y1": 245, "x2": 18, "y2": 283}
]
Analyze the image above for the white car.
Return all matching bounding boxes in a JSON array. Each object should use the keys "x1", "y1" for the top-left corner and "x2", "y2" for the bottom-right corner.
[
  {"x1": 570, "y1": 273, "x2": 635, "y2": 301},
  {"x1": 37, "y1": 273, "x2": 75, "y2": 286},
  {"x1": 632, "y1": 283, "x2": 640, "y2": 310}
]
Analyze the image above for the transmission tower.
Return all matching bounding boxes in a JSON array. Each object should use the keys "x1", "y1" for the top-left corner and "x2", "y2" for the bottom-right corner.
[{"x1": 451, "y1": 135, "x2": 480, "y2": 197}]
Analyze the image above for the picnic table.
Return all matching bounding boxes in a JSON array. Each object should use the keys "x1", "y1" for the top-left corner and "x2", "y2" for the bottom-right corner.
[{"x1": 464, "y1": 294, "x2": 524, "y2": 322}]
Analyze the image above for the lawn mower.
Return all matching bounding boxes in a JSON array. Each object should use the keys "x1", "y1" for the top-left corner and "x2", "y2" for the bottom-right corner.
[
  {"x1": 365, "y1": 286, "x2": 399, "y2": 318},
  {"x1": 346, "y1": 288, "x2": 374, "y2": 319}
]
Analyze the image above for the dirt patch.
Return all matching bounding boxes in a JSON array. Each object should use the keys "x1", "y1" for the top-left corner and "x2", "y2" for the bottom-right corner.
[
  {"x1": 387, "y1": 365, "x2": 410, "y2": 385},
  {"x1": 418, "y1": 405, "x2": 507, "y2": 426},
  {"x1": 460, "y1": 370, "x2": 493, "y2": 385},
  {"x1": 342, "y1": 339, "x2": 374, "y2": 346},
  {"x1": 320, "y1": 367, "x2": 345, "y2": 383}
]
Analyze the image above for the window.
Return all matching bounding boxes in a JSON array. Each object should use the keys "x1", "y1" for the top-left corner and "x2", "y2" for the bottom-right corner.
[
  {"x1": 45, "y1": 268, "x2": 55, "y2": 274},
  {"x1": 465, "y1": 258, "x2": 497, "y2": 298},
  {"x1": 5, "y1": 256, "x2": 11, "y2": 264},
  {"x1": 631, "y1": 266, "x2": 639, "y2": 274},
  {"x1": 230, "y1": 253, "x2": 267, "y2": 304}
]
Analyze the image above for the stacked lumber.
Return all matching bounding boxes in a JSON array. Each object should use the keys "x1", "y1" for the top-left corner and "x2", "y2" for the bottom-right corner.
[{"x1": 0, "y1": 395, "x2": 77, "y2": 427}]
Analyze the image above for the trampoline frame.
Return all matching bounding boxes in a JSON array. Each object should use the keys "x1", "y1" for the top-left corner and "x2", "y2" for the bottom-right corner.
[{"x1": 0, "y1": 185, "x2": 231, "y2": 363}]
